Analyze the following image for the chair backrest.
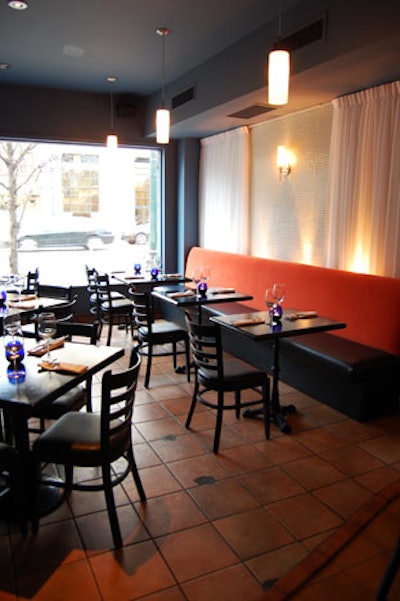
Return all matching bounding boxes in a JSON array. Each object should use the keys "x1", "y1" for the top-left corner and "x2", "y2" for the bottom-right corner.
[
  {"x1": 38, "y1": 284, "x2": 72, "y2": 300},
  {"x1": 185, "y1": 312, "x2": 223, "y2": 382},
  {"x1": 34, "y1": 295, "x2": 78, "y2": 338},
  {"x1": 56, "y1": 321, "x2": 99, "y2": 345},
  {"x1": 24, "y1": 268, "x2": 39, "y2": 294},
  {"x1": 100, "y1": 349, "x2": 141, "y2": 461},
  {"x1": 94, "y1": 272, "x2": 112, "y2": 305},
  {"x1": 130, "y1": 291, "x2": 153, "y2": 331}
]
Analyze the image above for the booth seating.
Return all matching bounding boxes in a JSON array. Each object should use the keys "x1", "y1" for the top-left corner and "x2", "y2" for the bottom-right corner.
[{"x1": 182, "y1": 247, "x2": 400, "y2": 422}]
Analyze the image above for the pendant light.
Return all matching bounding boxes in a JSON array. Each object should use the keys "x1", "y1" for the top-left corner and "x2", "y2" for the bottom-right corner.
[
  {"x1": 155, "y1": 27, "x2": 171, "y2": 144},
  {"x1": 8, "y1": 1, "x2": 28, "y2": 9},
  {"x1": 268, "y1": 0, "x2": 290, "y2": 106},
  {"x1": 106, "y1": 76, "x2": 118, "y2": 149}
]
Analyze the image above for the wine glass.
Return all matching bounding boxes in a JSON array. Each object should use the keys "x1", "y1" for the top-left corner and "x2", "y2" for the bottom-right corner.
[
  {"x1": 12, "y1": 273, "x2": 25, "y2": 302},
  {"x1": 273, "y1": 282, "x2": 286, "y2": 306},
  {"x1": 265, "y1": 288, "x2": 276, "y2": 325},
  {"x1": 200, "y1": 266, "x2": 210, "y2": 282},
  {"x1": 37, "y1": 312, "x2": 57, "y2": 363}
]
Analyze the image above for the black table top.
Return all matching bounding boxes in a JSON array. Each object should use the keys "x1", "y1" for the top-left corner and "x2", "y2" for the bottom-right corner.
[
  {"x1": 0, "y1": 340, "x2": 124, "y2": 414},
  {"x1": 152, "y1": 285, "x2": 253, "y2": 308},
  {"x1": 210, "y1": 309, "x2": 346, "y2": 341}
]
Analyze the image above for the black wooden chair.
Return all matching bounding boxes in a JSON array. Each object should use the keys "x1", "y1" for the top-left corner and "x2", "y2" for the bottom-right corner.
[
  {"x1": 22, "y1": 268, "x2": 39, "y2": 295},
  {"x1": 37, "y1": 284, "x2": 72, "y2": 300},
  {"x1": 93, "y1": 272, "x2": 133, "y2": 345},
  {"x1": 130, "y1": 290, "x2": 190, "y2": 388},
  {"x1": 29, "y1": 321, "x2": 99, "y2": 433},
  {"x1": 21, "y1": 294, "x2": 78, "y2": 339},
  {"x1": 185, "y1": 312, "x2": 270, "y2": 453},
  {"x1": 32, "y1": 349, "x2": 146, "y2": 549}
]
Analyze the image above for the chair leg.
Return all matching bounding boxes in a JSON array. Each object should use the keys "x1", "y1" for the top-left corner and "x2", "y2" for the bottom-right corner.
[
  {"x1": 144, "y1": 344, "x2": 153, "y2": 388},
  {"x1": 186, "y1": 380, "x2": 199, "y2": 428},
  {"x1": 185, "y1": 340, "x2": 190, "y2": 382},
  {"x1": 377, "y1": 534, "x2": 400, "y2": 600},
  {"x1": 172, "y1": 341, "x2": 177, "y2": 369},
  {"x1": 127, "y1": 447, "x2": 146, "y2": 502},
  {"x1": 107, "y1": 316, "x2": 113, "y2": 346},
  {"x1": 262, "y1": 382, "x2": 270, "y2": 440},
  {"x1": 102, "y1": 465, "x2": 122, "y2": 549},
  {"x1": 213, "y1": 392, "x2": 224, "y2": 453},
  {"x1": 235, "y1": 391, "x2": 241, "y2": 419},
  {"x1": 85, "y1": 375, "x2": 93, "y2": 412}
]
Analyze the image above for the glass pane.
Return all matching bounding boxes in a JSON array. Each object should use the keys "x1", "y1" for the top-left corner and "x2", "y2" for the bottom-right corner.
[{"x1": 0, "y1": 141, "x2": 162, "y2": 285}]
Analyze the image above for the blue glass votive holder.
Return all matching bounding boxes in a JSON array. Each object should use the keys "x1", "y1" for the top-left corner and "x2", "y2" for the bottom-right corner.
[
  {"x1": 0, "y1": 288, "x2": 6, "y2": 312},
  {"x1": 5, "y1": 338, "x2": 25, "y2": 363},
  {"x1": 134, "y1": 263, "x2": 141, "y2": 275},
  {"x1": 273, "y1": 304, "x2": 283, "y2": 322},
  {"x1": 150, "y1": 267, "x2": 159, "y2": 280},
  {"x1": 197, "y1": 281, "x2": 208, "y2": 297},
  {"x1": 7, "y1": 363, "x2": 26, "y2": 383}
]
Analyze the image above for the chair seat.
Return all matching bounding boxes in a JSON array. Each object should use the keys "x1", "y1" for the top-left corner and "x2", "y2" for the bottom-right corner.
[
  {"x1": 101, "y1": 298, "x2": 132, "y2": 312},
  {"x1": 198, "y1": 358, "x2": 268, "y2": 389},
  {"x1": 32, "y1": 385, "x2": 87, "y2": 421},
  {"x1": 34, "y1": 412, "x2": 103, "y2": 465},
  {"x1": 138, "y1": 320, "x2": 188, "y2": 343}
]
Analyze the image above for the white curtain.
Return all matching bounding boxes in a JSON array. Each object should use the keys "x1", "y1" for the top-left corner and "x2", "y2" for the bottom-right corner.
[
  {"x1": 326, "y1": 80, "x2": 400, "y2": 277},
  {"x1": 199, "y1": 126, "x2": 250, "y2": 253}
]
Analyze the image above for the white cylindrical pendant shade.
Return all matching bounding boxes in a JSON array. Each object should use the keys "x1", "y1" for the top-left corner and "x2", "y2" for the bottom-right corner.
[
  {"x1": 106, "y1": 134, "x2": 118, "y2": 149},
  {"x1": 268, "y1": 49, "x2": 290, "y2": 106},
  {"x1": 156, "y1": 108, "x2": 170, "y2": 144}
]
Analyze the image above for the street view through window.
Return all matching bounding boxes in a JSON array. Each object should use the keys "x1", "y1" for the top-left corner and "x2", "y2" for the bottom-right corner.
[{"x1": 0, "y1": 141, "x2": 162, "y2": 285}]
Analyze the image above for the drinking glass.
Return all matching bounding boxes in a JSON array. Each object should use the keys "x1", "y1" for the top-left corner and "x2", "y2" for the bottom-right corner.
[
  {"x1": 265, "y1": 288, "x2": 276, "y2": 325},
  {"x1": 12, "y1": 273, "x2": 24, "y2": 302},
  {"x1": 273, "y1": 282, "x2": 286, "y2": 305},
  {"x1": 200, "y1": 266, "x2": 210, "y2": 282},
  {"x1": 37, "y1": 312, "x2": 57, "y2": 363}
]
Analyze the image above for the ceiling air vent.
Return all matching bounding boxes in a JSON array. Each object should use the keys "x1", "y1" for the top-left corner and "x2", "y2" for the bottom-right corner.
[
  {"x1": 172, "y1": 86, "x2": 195, "y2": 109},
  {"x1": 228, "y1": 105, "x2": 276, "y2": 119},
  {"x1": 280, "y1": 17, "x2": 325, "y2": 52}
]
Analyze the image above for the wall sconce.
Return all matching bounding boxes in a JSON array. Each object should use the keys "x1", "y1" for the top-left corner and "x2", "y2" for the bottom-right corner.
[{"x1": 277, "y1": 145, "x2": 293, "y2": 180}]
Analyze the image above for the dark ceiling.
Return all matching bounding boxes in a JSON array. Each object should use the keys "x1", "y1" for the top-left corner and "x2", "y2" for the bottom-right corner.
[{"x1": 0, "y1": 0, "x2": 399, "y2": 139}]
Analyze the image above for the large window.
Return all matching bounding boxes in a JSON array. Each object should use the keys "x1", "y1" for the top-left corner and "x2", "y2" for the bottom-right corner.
[{"x1": 0, "y1": 141, "x2": 162, "y2": 285}]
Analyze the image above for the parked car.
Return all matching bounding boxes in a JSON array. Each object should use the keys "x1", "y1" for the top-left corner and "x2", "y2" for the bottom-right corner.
[
  {"x1": 18, "y1": 218, "x2": 115, "y2": 251},
  {"x1": 121, "y1": 222, "x2": 149, "y2": 245}
]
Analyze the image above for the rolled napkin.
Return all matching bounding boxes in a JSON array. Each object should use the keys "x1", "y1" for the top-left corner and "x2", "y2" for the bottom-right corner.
[
  {"x1": 168, "y1": 290, "x2": 195, "y2": 299},
  {"x1": 232, "y1": 317, "x2": 264, "y2": 327},
  {"x1": 8, "y1": 300, "x2": 37, "y2": 310},
  {"x1": 38, "y1": 361, "x2": 88, "y2": 374},
  {"x1": 286, "y1": 311, "x2": 318, "y2": 321},
  {"x1": 163, "y1": 273, "x2": 183, "y2": 279},
  {"x1": 28, "y1": 337, "x2": 66, "y2": 357},
  {"x1": 209, "y1": 287, "x2": 236, "y2": 294},
  {"x1": 19, "y1": 294, "x2": 38, "y2": 301}
]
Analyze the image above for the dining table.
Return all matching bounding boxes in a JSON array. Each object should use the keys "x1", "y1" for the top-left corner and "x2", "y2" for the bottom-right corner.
[
  {"x1": 0, "y1": 293, "x2": 68, "y2": 335},
  {"x1": 151, "y1": 284, "x2": 254, "y2": 374},
  {"x1": 210, "y1": 309, "x2": 346, "y2": 433},
  {"x1": 151, "y1": 283, "x2": 254, "y2": 322},
  {"x1": 0, "y1": 338, "x2": 125, "y2": 520}
]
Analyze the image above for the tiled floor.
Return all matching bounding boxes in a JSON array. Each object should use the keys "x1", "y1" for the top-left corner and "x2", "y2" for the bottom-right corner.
[{"x1": 1, "y1": 326, "x2": 400, "y2": 600}]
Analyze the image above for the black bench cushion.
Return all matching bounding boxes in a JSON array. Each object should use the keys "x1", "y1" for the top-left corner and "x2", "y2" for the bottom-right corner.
[{"x1": 282, "y1": 332, "x2": 400, "y2": 379}]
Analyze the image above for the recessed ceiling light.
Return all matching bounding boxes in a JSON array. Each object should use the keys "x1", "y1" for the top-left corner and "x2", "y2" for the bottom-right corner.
[
  {"x1": 8, "y1": 1, "x2": 28, "y2": 10},
  {"x1": 106, "y1": 76, "x2": 118, "y2": 83}
]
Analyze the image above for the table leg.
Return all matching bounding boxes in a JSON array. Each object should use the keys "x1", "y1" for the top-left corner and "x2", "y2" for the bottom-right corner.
[
  {"x1": 4, "y1": 412, "x2": 65, "y2": 527},
  {"x1": 243, "y1": 338, "x2": 296, "y2": 433}
]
